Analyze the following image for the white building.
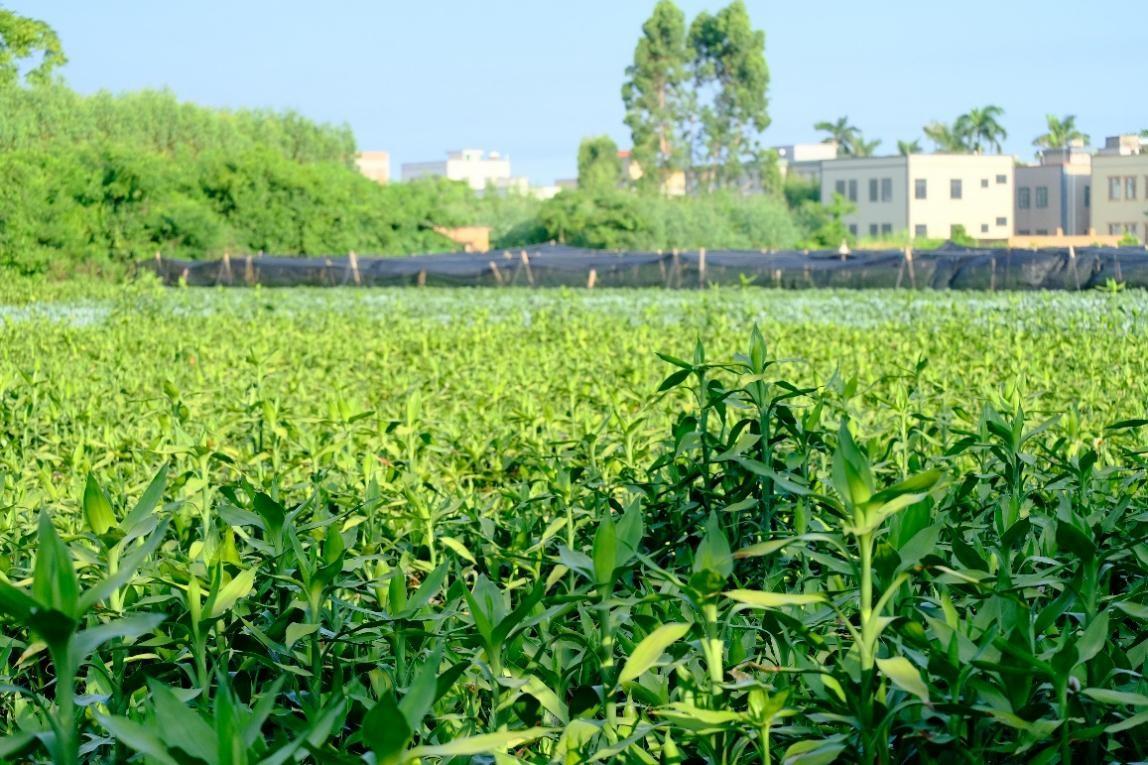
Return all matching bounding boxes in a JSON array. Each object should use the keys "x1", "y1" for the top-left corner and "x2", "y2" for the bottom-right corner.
[
  {"x1": 775, "y1": 142, "x2": 838, "y2": 183},
  {"x1": 400, "y1": 149, "x2": 528, "y2": 193}
]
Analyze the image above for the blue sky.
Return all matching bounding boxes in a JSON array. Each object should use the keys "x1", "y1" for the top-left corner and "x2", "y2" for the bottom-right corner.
[{"x1": 19, "y1": 0, "x2": 1145, "y2": 184}]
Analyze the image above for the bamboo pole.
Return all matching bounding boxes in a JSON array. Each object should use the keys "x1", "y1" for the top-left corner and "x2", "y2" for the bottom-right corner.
[
  {"x1": 520, "y1": 250, "x2": 535, "y2": 287},
  {"x1": 348, "y1": 251, "x2": 361, "y2": 287},
  {"x1": 490, "y1": 260, "x2": 505, "y2": 286},
  {"x1": 698, "y1": 247, "x2": 707, "y2": 288}
]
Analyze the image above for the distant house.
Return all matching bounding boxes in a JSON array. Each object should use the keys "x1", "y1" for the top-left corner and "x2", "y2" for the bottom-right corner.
[
  {"x1": 820, "y1": 154, "x2": 1014, "y2": 241},
  {"x1": 354, "y1": 151, "x2": 391, "y2": 184},
  {"x1": 1014, "y1": 143, "x2": 1091, "y2": 238},
  {"x1": 1091, "y1": 135, "x2": 1148, "y2": 241},
  {"x1": 401, "y1": 149, "x2": 529, "y2": 194}
]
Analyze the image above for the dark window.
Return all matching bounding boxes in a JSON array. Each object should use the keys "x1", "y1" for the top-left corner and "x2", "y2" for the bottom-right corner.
[
  {"x1": 1018, "y1": 229, "x2": 1030, "y2": 235},
  {"x1": 869, "y1": 178, "x2": 879, "y2": 202},
  {"x1": 996, "y1": 217, "x2": 1007, "y2": 227},
  {"x1": 1036, "y1": 187, "x2": 1049, "y2": 209},
  {"x1": 1109, "y1": 177, "x2": 1121, "y2": 201},
  {"x1": 981, "y1": 224, "x2": 989, "y2": 233},
  {"x1": 848, "y1": 223, "x2": 858, "y2": 236},
  {"x1": 914, "y1": 179, "x2": 927, "y2": 199},
  {"x1": 1127, "y1": 176, "x2": 1138, "y2": 200},
  {"x1": 981, "y1": 178, "x2": 989, "y2": 188},
  {"x1": 1036, "y1": 228, "x2": 1048, "y2": 235},
  {"x1": 835, "y1": 179, "x2": 846, "y2": 197},
  {"x1": 914, "y1": 224, "x2": 927, "y2": 237},
  {"x1": 1084, "y1": 185, "x2": 1091, "y2": 208},
  {"x1": 848, "y1": 179, "x2": 858, "y2": 202},
  {"x1": 950, "y1": 179, "x2": 963, "y2": 199},
  {"x1": 1018, "y1": 187, "x2": 1031, "y2": 209},
  {"x1": 869, "y1": 223, "x2": 879, "y2": 237},
  {"x1": 881, "y1": 178, "x2": 893, "y2": 202},
  {"x1": 996, "y1": 174, "x2": 1007, "y2": 184},
  {"x1": 881, "y1": 223, "x2": 892, "y2": 236}
]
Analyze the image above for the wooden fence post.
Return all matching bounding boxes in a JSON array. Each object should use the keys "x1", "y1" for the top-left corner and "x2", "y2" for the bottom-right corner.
[
  {"x1": 698, "y1": 247, "x2": 707, "y2": 288},
  {"x1": 587, "y1": 268, "x2": 597, "y2": 289},
  {"x1": 520, "y1": 250, "x2": 535, "y2": 287},
  {"x1": 905, "y1": 246, "x2": 916, "y2": 289},
  {"x1": 489, "y1": 260, "x2": 505, "y2": 286},
  {"x1": 348, "y1": 251, "x2": 361, "y2": 286}
]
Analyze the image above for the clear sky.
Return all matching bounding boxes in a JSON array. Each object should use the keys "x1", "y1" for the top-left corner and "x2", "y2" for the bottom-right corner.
[{"x1": 17, "y1": 0, "x2": 1146, "y2": 185}]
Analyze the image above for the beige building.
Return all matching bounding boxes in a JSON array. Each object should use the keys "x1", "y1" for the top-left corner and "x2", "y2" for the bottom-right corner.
[
  {"x1": 820, "y1": 154, "x2": 1014, "y2": 240},
  {"x1": 354, "y1": 151, "x2": 391, "y2": 184},
  {"x1": 1015, "y1": 145, "x2": 1091, "y2": 236},
  {"x1": 401, "y1": 149, "x2": 528, "y2": 194},
  {"x1": 1091, "y1": 136, "x2": 1148, "y2": 241}
]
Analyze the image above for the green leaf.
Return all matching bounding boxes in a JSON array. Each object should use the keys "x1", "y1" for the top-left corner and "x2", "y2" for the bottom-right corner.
[
  {"x1": 398, "y1": 649, "x2": 441, "y2": 729},
  {"x1": 1106, "y1": 710, "x2": 1148, "y2": 733},
  {"x1": 74, "y1": 613, "x2": 165, "y2": 663},
  {"x1": 439, "y1": 535, "x2": 476, "y2": 564},
  {"x1": 1114, "y1": 601, "x2": 1148, "y2": 620},
  {"x1": 781, "y1": 737, "x2": 847, "y2": 765},
  {"x1": 285, "y1": 622, "x2": 319, "y2": 649},
  {"x1": 1077, "y1": 611, "x2": 1109, "y2": 663},
  {"x1": 78, "y1": 518, "x2": 170, "y2": 614},
  {"x1": 1082, "y1": 688, "x2": 1148, "y2": 707},
  {"x1": 592, "y1": 514, "x2": 617, "y2": 588},
  {"x1": 725, "y1": 590, "x2": 826, "y2": 609},
  {"x1": 618, "y1": 622, "x2": 691, "y2": 684},
  {"x1": 876, "y1": 656, "x2": 930, "y2": 703},
  {"x1": 363, "y1": 692, "x2": 410, "y2": 759},
  {"x1": 831, "y1": 422, "x2": 873, "y2": 508},
  {"x1": 208, "y1": 567, "x2": 257, "y2": 620},
  {"x1": 148, "y1": 681, "x2": 216, "y2": 763},
  {"x1": 0, "y1": 578, "x2": 39, "y2": 622},
  {"x1": 121, "y1": 466, "x2": 167, "y2": 533},
  {"x1": 407, "y1": 728, "x2": 553, "y2": 759},
  {"x1": 32, "y1": 512, "x2": 78, "y2": 620},
  {"x1": 97, "y1": 714, "x2": 181, "y2": 765},
  {"x1": 1055, "y1": 520, "x2": 1096, "y2": 561},
  {"x1": 693, "y1": 512, "x2": 732, "y2": 579},
  {"x1": 83, "y1": 474, "x2": 116, "y2": 536},
  {"x1": 657, "y1": 368, "x2": 691, "y2": 392}
]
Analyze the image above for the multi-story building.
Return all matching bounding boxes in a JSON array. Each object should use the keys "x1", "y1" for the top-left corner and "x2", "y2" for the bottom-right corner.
[
  {"x1": 1014, "y1": 144, "x2": 1091, "y2": 236},
  {"x1": 1092, "y1": 135, "x2": 1148, "y2": 241},
  {"x1": 354, "y1": 151, "x2": 391, "y2": 184},
  {"x1": 820, "y1": 154, "x2": 1014, "y2": 240},
  {"x1": 400, "y1": 149, "x2": 528, "y2": 193}
]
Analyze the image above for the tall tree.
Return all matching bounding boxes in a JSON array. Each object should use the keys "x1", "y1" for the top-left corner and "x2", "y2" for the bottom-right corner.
[
  {"x1": 1034, "y1": 114, "x2": 1088, "y2": 149},
  {"x1": 814, "y1": 117, "x2": 858, "y2": 155},
  {"x1": 622, "y1": 1, "x2": 691, "y2": 191},
  {"x1": 923, "y1": 121, "x2": 970, "y2": 153},
  {"x1": 852, "y1": 137, "x2": 881, "y2": 157},
  {"x1": 897, "y1": 139, "x2": 922, "y2": 156},
  {"x1": 577, "y1": 135, "x2": 622, "y2": 192},
  {"x1": 688, "y1": 1, "x2": 771, "y2": 190},
  {"x1": 0, "y1": 7, "x2": 67, "y2": 85},
  {"x1": 954, "y1": 105, "x2": 1007, "y2": 154}
]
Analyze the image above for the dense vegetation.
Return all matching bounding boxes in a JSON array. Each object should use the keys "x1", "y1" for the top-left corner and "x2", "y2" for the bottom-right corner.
[{"x1": 1, "y1": 283, "x2": 1148, "y2": 763}]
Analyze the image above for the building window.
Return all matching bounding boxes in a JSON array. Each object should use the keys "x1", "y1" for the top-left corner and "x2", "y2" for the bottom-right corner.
[
  {"x1": 880, "y1": 178, "x2": 893, "y2": 202},
  {"x1": 869, "y1": 178, "x2": 879, "y2": 202},
  {"x1": 1018, "y1": 187, "x2": 1031, "y2": 209},
  {"x1": 1109, "y1": 223, "x2": 1121, "y2": 235},
  {"x1": 1126, "y1": 223, "x2": 1138, "y2": 234},
  {"x1": 1037, "y1": 229, "x2": 1049, "y2": 235},
  {"x1": 1035, "y1": 186, "x2": 1049, "y2": 209},
  {"x1": 915, "y1": 179, "x2": 927, "y2": 199},
  {"x1": 951, "y1": 179, "x2": 963, "y2": 199},
  {"x1": 1127, "y1": 176, "x2": 1138, "y2": 200},
  {"x1": 981, "y1": 178, "x2": 989, "y2": 188},
  {"x1": 881, "y1": 223, "x2": 892, "y2": 235},
  {"x1": 848, "y1": 179, "x2": 858, "y2": 202},
  {"x1": 914, "y1": 224, "x2": 927, "y2": 237},
  {"x1": 1109, "y1": 176, "x2": 1122, "y2": 201},
  {"x1": 869, "y1": 223, "x2": 879, "y2": 237},
  {"x1": 848, "y1": 224, "x2": 858, "y2": 236},
  {"x1": 981, "y1": 224, "x2": 989, "y2": 233},
  {"x1": 835, "y1": 180, "x2": 846, "y2": 197},
  {"x1": 996, "y1": 217, "x2": 1007, "y2": 227},
  {"x1": 996, "y1": 174, "x2": 1007, "y2": 184},
  {"x1": 1018, "y1": 229, "x2": 1030, "y2": 235},
  {"x1": 1084, "y1": 185, "x2": 1090, "y2": 208}
]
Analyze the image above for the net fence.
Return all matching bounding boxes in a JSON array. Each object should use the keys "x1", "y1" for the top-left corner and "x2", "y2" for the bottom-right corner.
[{"x1": 140, "y1": 243, "x2": 1148, "y2": 290}]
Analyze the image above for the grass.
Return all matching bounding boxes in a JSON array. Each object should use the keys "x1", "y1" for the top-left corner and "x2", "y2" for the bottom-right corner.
[{"x1": 0, "y1": 281, "x2": 1147, "y2": 763}]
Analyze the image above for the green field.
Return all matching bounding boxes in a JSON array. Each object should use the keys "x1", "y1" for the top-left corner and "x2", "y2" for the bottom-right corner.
[{"x1": 2, "y1": 283, "x2": 1148, "y2": 763}]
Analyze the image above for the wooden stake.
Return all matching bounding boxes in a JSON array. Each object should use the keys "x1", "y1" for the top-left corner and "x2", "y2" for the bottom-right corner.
[
  {"x1": 520, "y1": 250, "x2": 535, "y2": 287},
  {"x1": 905, "y1": 246, "x2": 916, "y2": 289},
  {"x1": 417, "y1": 269, "x2": 427, "y2": 287},
  {"x1": 244, "y1": 254, "x2": 254, "y2": 286},
  {"x1": 348, "y1": 251, "x2": 361, "y2": 286},
  {"x1": 490, "y1": 260, "x2": 505, "y2": 286},
  {"x1": 698, "y1": 247, "x2": 707, "y2": 288},
  {"x1": 220, "y1": 252, "x2": 233, "y2": 285},
  {"x1": 587, "y1": 268, "x2": 597, "y2": 289}
]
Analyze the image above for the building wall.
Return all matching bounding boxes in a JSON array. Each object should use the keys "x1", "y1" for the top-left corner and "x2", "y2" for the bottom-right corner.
[
  {"x1": 400, "y1": 150, "x2": 514, "y2": 192},
  {"x1": 1015, "y1": 165, "x2": 1063, "y2": 235},
  {"x1": 1092, "y1": 154, "x2": 1148, "y2": 241},
  {"x1": 906, "y1": 154, "x2": 1014, "y2": 240},
  {"x1": 354, "y1": 151, "x2": 391, "y2": 184},
  {"x1": 1062, "y1": 164, "x2": 1092, "y2": 236},
  {"x1": 819, "y1": 157, "x2": 909, "y2": 240},
  {"x1": 400, "y1": 161, "x2": 449, "y2": 182}
]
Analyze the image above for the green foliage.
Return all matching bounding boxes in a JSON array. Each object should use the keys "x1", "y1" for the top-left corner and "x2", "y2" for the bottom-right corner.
[
  {"x1": 794, "y1": 191, "x2": 854, "y2": 248},
  {"x1": 622, "y1": 0, "x2": 692, "y2": 187},
  {"x1": 0, "y1": 6, "x2": 66, "y2": 85},
  {"x1": 896, "y1": 138, "x2": 921, "y2": 156},
  {"x1": 2, "y1": 285, "x2": 1148, "y2": 763},
  {"x1": 1034, "y1": 114, "x2": 1089, "y2": 149},
  {"x1": 688, "y1": 1, "x2": 772, "y2": 189},
  {"x1": 926, "y1": 105, "x2": 1008, "y2": 154},
  {"x1": 577, "y1": 135, "x2": 623, "y2": 192},
  {"x1": 814, "y1": 117, "x2": 880, "y2": 157},
  {"x1": 539, "y1": 187, "x2": 799, "y2": 250}
]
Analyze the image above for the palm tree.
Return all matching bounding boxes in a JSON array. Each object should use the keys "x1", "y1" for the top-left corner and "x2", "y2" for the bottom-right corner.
[
  {"x1": 954, "y1": 105, "x2": 1007, "y2": 154},
  {"x1": 814, "y1": 117, "x2": 859, "y2": 156},
  {"x1": 923, "y1": 121, "x2": 970, "y2": 153},
  {"x1": 853, "y1": 137, "x2": 882, "y2": 157},
  {"x1": 897, "y1": 139, "x2": 922, "y2": 156},
  {"x1": 1034, "y1": 114, "x2": 1088, "y2": 149}
]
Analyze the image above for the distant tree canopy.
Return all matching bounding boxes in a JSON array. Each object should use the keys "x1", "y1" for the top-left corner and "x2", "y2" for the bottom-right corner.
[{"x1": 577, "y1": 136, "x2": 622, "y2": 192}]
